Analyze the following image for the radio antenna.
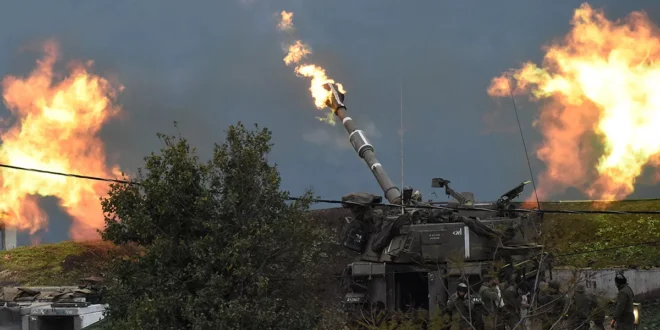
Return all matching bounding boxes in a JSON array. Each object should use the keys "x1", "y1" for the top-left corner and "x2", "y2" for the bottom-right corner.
[
  {"x1": 400, "y1": 76, "x2": 405, "y2": 214},
  {"x1": 507, "y1": 75, "x2": 541, "y2": 210}
]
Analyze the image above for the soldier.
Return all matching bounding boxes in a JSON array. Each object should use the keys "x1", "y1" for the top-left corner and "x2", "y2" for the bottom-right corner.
[
  {"x1": 412, "y1": 190, "x2": 422, "y2": 202},
  {"x1": 610, "y1": 273, "x2": 635, "y2": 330},
  {"x1": 567, "y1": 284, "x2": 592, "y2": 329},
  {"x1": 536, "y1": 280, "x2": 565, "y2": 330},
  {"x1": 502, "y1": 283, "x2": 529, "y2": 329},
  {"x1": 479, "y1": 270, "x2": 499, "y2": 330},
  {"x1": 590, "y1": 296, "x2": 606, "y2": 330},
  {"x1": 447, "y1": 282, "x2": 473, "y2": 330},
  {"x1": 401, "y1": 186, "x2": 424, "y2": 204},
  {"x1": 501, "y1": 281, "x2": 523, "y2": 329}
]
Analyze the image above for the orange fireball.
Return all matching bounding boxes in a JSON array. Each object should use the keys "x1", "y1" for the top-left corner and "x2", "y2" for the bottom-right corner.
[
  {"x1": 276, "y1": 10, "x2": 345, "y2": 124},
  {"x1": 0, "y1": 40, "x2": 123, "y2": 240},
  {"x1": 488, "y1": 3, "x2": 660, "y2": 200},
  {"x1": 277, "y1": 10, "x2": 294, "y2": 31}
]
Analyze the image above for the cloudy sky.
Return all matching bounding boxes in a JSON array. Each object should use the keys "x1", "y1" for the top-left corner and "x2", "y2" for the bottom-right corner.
[{"x1": 1, "y1": 0, "x2": 659, "y2": 244}]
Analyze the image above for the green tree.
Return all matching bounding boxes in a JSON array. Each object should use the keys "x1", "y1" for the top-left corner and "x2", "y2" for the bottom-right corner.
[{"x1": 100, "y1": 123, "x2": 326, "y2": 330}]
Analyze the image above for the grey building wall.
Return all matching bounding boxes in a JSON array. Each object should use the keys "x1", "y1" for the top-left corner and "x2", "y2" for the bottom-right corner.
[{"x1": 553, "y1": 267, "x2": 660, "y2": 300}]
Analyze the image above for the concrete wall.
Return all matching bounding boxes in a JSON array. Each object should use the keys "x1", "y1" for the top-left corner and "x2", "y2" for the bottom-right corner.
[
  {"x1": 1, "y1": 227, "x2": 16, "y2": 250},
  {"x1": 553, "y1": 267, "x2": 660, "y2": 300}
]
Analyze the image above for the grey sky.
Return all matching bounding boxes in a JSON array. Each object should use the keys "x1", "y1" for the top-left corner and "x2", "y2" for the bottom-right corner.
[{"x1": 1, "y1": 0, "x2": 659, "y2": 244}]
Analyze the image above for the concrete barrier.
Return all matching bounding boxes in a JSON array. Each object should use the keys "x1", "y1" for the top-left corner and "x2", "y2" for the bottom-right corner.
[
  {"x1": 1, "y1": 227, "x2": 16, "y2": 251},
  {"x1": 552, "y1": 267, "x2": 660, "y2": 300}
]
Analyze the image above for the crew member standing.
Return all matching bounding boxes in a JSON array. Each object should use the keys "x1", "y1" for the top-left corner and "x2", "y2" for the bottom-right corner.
[
  {"x1": 447, "y1": 282, "x2": 472, "y2": 330},
  {"x1": 537, "y1": 281, "x2": 565, "y2": 330},
  {"x1": 479, "y1": 270, "x2": 499, "y2": 330},
  {"x1": 567, "y1": 284, "x2": 592, "y2": 329},
  {"x1": 610, "y1": 273, "x2": 635, "y2": 330},
  {"x1": 502, "y1": 281, "x2": 524, "y2": 329}
]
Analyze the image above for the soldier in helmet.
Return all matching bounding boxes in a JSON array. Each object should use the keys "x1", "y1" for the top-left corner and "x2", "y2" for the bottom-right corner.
[
  {"x1": 447, "y1": 282, "x2": 473, "y2": 330},
  {"x1": 402, "y1": 186, "x2": 423, "y2": 205},
  {"x1": 567, "y1": 284, "x2": 593, "y2": 329},
  {"x1": 610, "y1": 273, "x2": 635, "y2": 330},
  {"x1": 537, "y1": 280, "x2": 565, "y2": 330}
]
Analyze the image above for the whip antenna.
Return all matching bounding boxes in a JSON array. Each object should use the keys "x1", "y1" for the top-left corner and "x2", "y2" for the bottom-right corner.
[
  {"x1": 507, "y1": 75, "x2": 541, "y2": 210},
  {"x1": 400, "y1": 76, "x2": 405, "y2": 214}
]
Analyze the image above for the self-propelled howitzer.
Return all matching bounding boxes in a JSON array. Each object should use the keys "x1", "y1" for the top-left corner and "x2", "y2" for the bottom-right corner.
[{"x1": 321, "y1": 83, "x2": 550, "y2": 316}]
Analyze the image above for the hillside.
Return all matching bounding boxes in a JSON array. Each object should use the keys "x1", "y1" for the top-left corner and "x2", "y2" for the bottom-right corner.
[
  {"x1": 0, "y1": 199, "x2": 657, "y2": 287},
  {"x1": 0, "y1": 240, "x2": 139, "y2": 286},
  {"x1": 0, "y1": 202, "x2": 656, "y2": 327},
  {"x1": 534, "y1": 199, "x2": 660, "y2": 267}
]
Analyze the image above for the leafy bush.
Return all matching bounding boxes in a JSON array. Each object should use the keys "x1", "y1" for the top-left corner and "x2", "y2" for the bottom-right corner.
[{"x1": 99, "y1": 123, "x2": 328, "y2": 330}]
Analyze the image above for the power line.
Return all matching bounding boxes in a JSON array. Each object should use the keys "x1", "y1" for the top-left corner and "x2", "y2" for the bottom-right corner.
[
  {"x1": 5, "y1": 162, "x2": 649, "y2": 279},
  {"x1": 3, "y1": 162, "x2": 660, "y2": 215},
  {"x1": 315, "y1": 197, "x2": 660, "y2": 215},
  {"x1": 5, "y1": 165, "x2": 656, "y2": 282},
  {"x1": 0, "y1": 163, "x2": 137, "y2": 185}
]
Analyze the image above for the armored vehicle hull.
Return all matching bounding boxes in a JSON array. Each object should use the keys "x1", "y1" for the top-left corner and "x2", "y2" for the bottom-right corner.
[{"x1": 320, "y1": 83, "x2": 551, "y2": 318}]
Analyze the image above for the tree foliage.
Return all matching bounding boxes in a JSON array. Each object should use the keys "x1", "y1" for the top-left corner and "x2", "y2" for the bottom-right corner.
[
  {"x1": 540, "y1": 200, "x2": 660, "y2": 267},
  {"x1": 100, "y1": 123, "x2": 327, "y2": 330}
]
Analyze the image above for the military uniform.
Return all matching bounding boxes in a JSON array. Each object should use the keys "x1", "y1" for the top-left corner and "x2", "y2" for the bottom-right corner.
[
  {"x1": 567, "y1": 285, "x2": 592, "y2": 329},
  {"x1": 501, "y1": 283, "x2": 521, "y2": 329},
  {"x1": 590, "y1": 297, "x2": 606, "y2": 330},
  {"x1": 479, "y1": 282, "x2": 499, "y2": 330},
  {"x1": 611, "y1": 274, "x2": 635, "y2": 330},
  {"x1": 536, "y1": 281, "x2": 565, "y2": 330},
  {"x1": 447, "y1": 283, "x2": 472, "y2": 330}
]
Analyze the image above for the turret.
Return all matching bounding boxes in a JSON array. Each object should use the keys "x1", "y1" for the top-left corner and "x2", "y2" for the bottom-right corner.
[{"x1": 323, "y1": 83, "x2": 402, "y2": 205}]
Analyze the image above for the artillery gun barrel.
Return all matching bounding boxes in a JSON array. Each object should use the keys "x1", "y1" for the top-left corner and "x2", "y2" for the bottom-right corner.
[{"x1": 323, "y1": 83, "x2": 402, "y2": 205}]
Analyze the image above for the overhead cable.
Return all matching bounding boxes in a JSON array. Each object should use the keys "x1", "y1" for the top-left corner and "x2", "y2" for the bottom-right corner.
[{"x1": 2, "y1": 163, "x2": 660, "y2": 215}]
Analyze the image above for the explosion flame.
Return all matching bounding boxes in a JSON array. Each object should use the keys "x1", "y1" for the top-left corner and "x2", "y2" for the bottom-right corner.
[
  {"x1": 488, "y1": 3, "x2": 660, "y2": 200},
  {"x1": 277, "y1": 10, "x2": 294, "y2": 31},
  {"x1": 283, "y1": 41, "x2": 311, "y2": 66},
  {"x1": 0, "y1": 40, "x2": 123, "y2": 240},
  {"x1": 276, "y1": 10, "x2": 345, "y2": 125}
]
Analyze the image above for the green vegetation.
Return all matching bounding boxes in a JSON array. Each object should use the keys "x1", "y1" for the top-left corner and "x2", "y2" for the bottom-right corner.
[
  {"x1": 0, "y1": 241, "x2": 84, "y2": 286},
  {"x1": 538, "y1": 200, "x2": 660, "y2": 267},
  {"x1": 0, "y1": 240, "x2": 138, "y2": 286},
  {"x1": 98, "y1": 123, "x2": 328, "y2": 330},
  {"x1": 0, "y1": 125, "x2": 659, "y2": 328},
  {"x1": 1, "y1": 199, "x2": 659, "y2": 289},
  {"x1": 641, "y1": 299, "x2": 660, "y2": 329},
  {"x1": 0, "y1": 200, "x2": 657, "y2": 290}
]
